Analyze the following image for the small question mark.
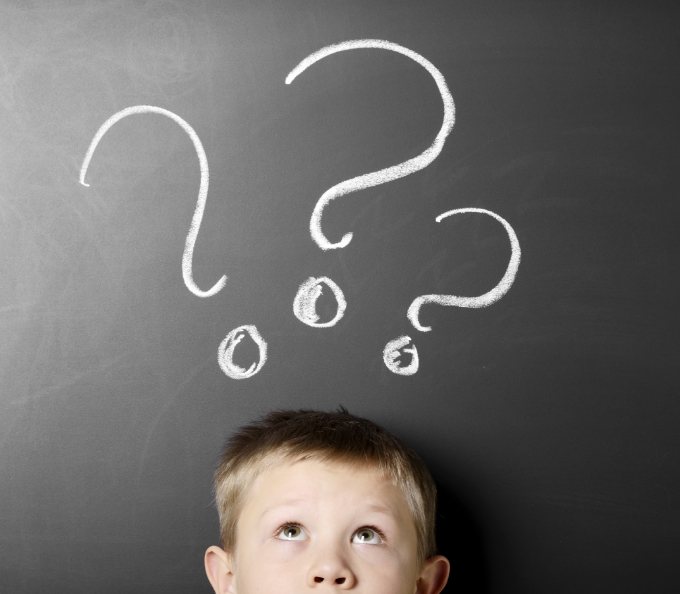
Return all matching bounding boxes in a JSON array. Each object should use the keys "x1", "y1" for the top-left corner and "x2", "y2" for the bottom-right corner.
[
  {"x1": 80, "y1": 106, "x2": 268, "y2": 379},
  {"x1": 287, "y1": 39, "x2": 455, "y2": 328},
  {"x1": 383, "y1": 207, "x2": 521, "y2": 375}
]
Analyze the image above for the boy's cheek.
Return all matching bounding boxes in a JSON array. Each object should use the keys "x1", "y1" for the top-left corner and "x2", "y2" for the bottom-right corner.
[
  {"x1": 354, "y1": 542, "x2": 414, "y2": 567},
  {"x1": 257, "y1": 540, "x2": 308, "y2": 563}
]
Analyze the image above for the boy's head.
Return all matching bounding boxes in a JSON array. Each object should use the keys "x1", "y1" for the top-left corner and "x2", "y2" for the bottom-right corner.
[{"x1": 205, "y1": 408, "x2": 449, "y2": 594}]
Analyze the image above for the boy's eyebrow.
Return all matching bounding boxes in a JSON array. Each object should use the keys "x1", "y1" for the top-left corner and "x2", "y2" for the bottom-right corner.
[
  {"x1": 259, "y1": 498, "x2": 307, "y2": 519},
  {"x1": 365, "y1": 503, "x2": 396, "y2": 515},
  {"x1": 363, "y1": 504, "x2": 405, "y2": 526}
]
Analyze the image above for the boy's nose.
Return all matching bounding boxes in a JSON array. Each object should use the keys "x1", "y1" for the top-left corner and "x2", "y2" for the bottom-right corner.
[{"x1": 307, "y1": 555, "x2": 357, "y2": 589}]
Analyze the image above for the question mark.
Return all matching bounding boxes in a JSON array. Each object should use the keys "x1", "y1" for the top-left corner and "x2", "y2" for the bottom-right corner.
[
  {"x1": 80, "y1": 106, "x2": 269, "y2": 379},
  {"x1": 287, "y1": 39, "x2": 455, "y2": 329},
  {"x1": 383, "y1": 207, "x2": 521, "y2": 375},
  {"x1": 79, "y1": 105, "x2": 226, "y2": 298},
  {"x1": 286, "y1": 39, "x2": 455, "y2": 251}
]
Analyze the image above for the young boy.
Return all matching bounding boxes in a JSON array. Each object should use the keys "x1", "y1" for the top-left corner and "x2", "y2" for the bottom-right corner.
[{"x1": 204, "y1": 408, "x2": 450, "y2": 594}]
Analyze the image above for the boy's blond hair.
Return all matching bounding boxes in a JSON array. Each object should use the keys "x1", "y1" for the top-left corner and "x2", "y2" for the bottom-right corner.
[{"x1": 212, "y1": 408, "x2": 438, "y2": 563}]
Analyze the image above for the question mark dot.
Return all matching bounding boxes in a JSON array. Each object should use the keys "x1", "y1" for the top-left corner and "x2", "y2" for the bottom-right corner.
[
  {"x1": 293, "y1": 276, "x2": 347, "y2": 328},
  {"x1": 383, "y1": 335, "x2": 419, "y2": 376},
  {"x1": 218, "y1": 325, "x2": 268, "y2": 380}
]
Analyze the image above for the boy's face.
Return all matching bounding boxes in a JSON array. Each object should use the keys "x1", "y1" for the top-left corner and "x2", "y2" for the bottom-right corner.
[{"x1": 205, "y1": 458, "x2": 449, "y2": 594}]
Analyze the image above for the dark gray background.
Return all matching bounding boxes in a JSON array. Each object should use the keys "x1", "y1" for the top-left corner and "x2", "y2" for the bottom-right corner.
[{"x1": 1, "y1": 1, "x2": 678, "y2": 592}]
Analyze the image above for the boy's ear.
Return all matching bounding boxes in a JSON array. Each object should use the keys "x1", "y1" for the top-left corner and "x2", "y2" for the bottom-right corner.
[
  {"x1": 204, "y1": 545, "x2": 236, "y2": 594},
  {"x1": 416, "y1": 554, "x2": 450, "y2": 594}
]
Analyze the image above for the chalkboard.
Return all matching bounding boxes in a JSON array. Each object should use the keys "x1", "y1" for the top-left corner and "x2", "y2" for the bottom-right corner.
[{"x1": 1, "y1": 1, "x2": 679, "y2": 593}]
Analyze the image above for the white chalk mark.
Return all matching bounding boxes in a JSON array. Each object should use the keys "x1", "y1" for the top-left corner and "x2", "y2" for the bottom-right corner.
[
  {"x1": 217, "y1": 325, "x2": 268, "y2": 380},
  {"x1": 286, "y1": 39, "x2": 455, "y2": 250},
  {"x1": 79, "y1": 105, "x2": 225, "y2": 298},
  {"x1": 408, "y1": 208, "x2": 521, "y2": 332},
  {"x1": 383, "y1": 335, "x2": 419, "y2": 376},
  {"x1": 293, "y1": 276, "x2": 347, "y2": 328}
]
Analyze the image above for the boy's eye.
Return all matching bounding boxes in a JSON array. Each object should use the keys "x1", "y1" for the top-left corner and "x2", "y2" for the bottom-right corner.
[
  {"x1": 275, "y1": 524, "x2": 307, "y2": 541},
  {"x1": 352, "y1": 526, "x2": 384, "y2": 545}
]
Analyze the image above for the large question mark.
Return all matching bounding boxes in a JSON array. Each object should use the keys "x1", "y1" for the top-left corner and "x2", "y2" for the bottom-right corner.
[
  {"x1": 79, "y1": 105, "x2": 225, "y2": 298},
  {"x1": 286, "y1": 39, "x2": 455, "y2": 251},
  {"x1": 383, "y1": 207, "x2": 521, "y2": 375},
  {"x1": 80, "y1": 105, "x2": 268, "y2": 379},
  {"x1": 287, "y1": 39, "x2": 455, "y2": 328}
]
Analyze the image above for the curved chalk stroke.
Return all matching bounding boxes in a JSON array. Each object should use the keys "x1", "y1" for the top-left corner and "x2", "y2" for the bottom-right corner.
[
  {"x1": 218, "y1": 325, "x2": 268, "y2": 380},
  {"x1": 383, "y1": 335, "x2": 419, "y2": 376},
  {"x1": 293, "y1": 276, "x2": 347, "y2": 328},
  {"x1": 408, "y1": 208, "x2": 521, "y2": 332},
  {"x1": 286, "y1": 39, "x2": 455, "y2": 250},
  {"x1": 79, "y1": 105, "x2": 225, "y2": 298}
]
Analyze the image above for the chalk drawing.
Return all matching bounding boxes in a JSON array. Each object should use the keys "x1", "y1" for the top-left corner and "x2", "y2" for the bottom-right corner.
[
  {"x1": 383, "y1": 335, "x2": 419, "y2": 376},
  {"x1": 407, "y1": 207, "x2": 521, "y2": 333},
  {"x1": 79, "y1": 105, "x2": 225, "y2": 298},
  {"x1": 218, "y1": 325, "x2": 268, "y2": 380},
  {"x1": 286, "y1": 39, "x2": 455, "y2": 250},
  {"x1": 293, "y1": 276, "x2": 347, "y2": 328}
]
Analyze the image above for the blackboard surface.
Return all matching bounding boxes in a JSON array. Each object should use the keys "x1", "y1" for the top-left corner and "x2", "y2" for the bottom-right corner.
[{"x1": 1, "y1": 1, "x2": 679, "y2": 593}]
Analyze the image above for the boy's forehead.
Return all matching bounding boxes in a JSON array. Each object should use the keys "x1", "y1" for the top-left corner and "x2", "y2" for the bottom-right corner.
[{"x1": 246, "y1": 457, "x2": 409, "y2": 512}]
